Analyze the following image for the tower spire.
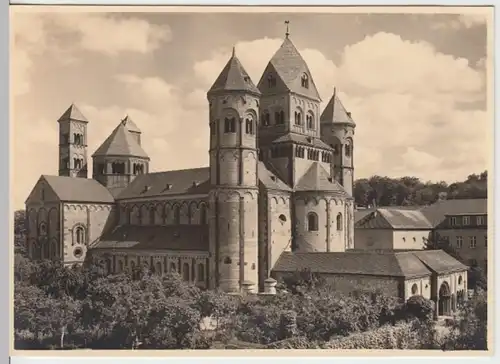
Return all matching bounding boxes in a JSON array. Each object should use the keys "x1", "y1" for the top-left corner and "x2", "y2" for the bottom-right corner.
[
  {"x1": 232, "y1": 46, "x2": 235, "y2": 57},
  {"x1": 285, "y1": 20, "x2": 290, "y2": 38}
]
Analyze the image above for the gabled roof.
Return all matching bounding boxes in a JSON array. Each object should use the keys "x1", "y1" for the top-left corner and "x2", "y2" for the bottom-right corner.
[
  {"x1": 272, "y1": 133, "x2": 332, "y2": 150},
  {"x1": 208, "y1": 48, "x2": 260, "y2": 96},
  {"x1": 38, "y1": 175, "x2": 114, "y2": 203},
  {"x1": 356, "y1": 208, "x2": 433, "y2": 230},
  {"x1": 93, "y1": 225, "x2": 209, "y2": 252},
  {"x1": 412, "y1": 250, "x2": 468, "y2": 274},
  {"x1": 258, "y1": 37, "x2": 321, "y2": 101},
  {"x1": 320, "y1": 88, "x2": 356, "y2": 127},
  {"x1": 121, "y1": 115, "x2": 141, "y2": 133},
  {"x1": 295, "y1": 162, "x2": 350, "y2": 196},
  {"x1": 258, "y1": 162, "x2": 292, "y2": 192},
  {"x1": 57, "y1": 103, "x2": 88, "y2": 123},
  {"x1": 272, "y1": 251, "x2": 432, "y2": 279},
  {"x1": 420, "y1": 198, "x2": 488, "y2": 226},
  {"x1": 116, "y1": 167, "x2": 210, "y2": 200},
  {"x1": 92, "y1": 121, "x2": 149, "y2": 159}
]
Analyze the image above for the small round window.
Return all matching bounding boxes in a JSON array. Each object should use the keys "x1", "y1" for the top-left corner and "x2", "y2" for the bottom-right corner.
[
  {"x1": 411, "y1": 283, "x2": 418, "y2": 295},
  {"x1": 279, "y1": 214, "x2": 287, "y2": 223},
  {"x1": 74, "y1": 247, "x2": 84, "y2": 259}
]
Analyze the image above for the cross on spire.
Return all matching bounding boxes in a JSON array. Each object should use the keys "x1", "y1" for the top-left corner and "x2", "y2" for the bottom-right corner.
[{"x1": 285, "y1": 20, "x2": 290, "y2": 38}]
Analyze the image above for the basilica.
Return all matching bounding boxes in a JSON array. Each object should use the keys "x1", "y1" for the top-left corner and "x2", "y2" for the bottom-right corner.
[{"x1": 24, "y1": 32, "x2": 358, "y2": 293}]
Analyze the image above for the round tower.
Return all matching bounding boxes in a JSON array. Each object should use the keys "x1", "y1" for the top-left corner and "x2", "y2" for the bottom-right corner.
[
  {"x1": 320, "y1": 88, "x2": 356, "y2": 197},
  {"x1": 207, "y1": 47, "x2": 261, "y2": 293}
]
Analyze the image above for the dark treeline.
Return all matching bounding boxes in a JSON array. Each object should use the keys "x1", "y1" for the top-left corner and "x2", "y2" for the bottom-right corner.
[{"x1": 354, "y1": 171, "x2": 487, "y2": 207}]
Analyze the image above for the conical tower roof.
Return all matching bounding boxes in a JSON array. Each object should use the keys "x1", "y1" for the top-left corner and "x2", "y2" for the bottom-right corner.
[
  {"x1": 121, "y1": 115, "x2": 141, "y2": 133},
  {"x1": 258, "y1": 36, "x2": 321, "y2": 101},
  {"x1": 207, "y1": 47, "x2": 261, "y2": 96},
  {"x1": 320, "y1": 88, "x2": 356, "y2": 127},
  {"x1": 57, "y1": 103, "x2": 88, "y2": 123},
  {"x1": 295, "y1": 162, "x2": 349, "y2": 196},
  {"x1": 92, "y1": 121, "x2": 149, "y2": 159}
]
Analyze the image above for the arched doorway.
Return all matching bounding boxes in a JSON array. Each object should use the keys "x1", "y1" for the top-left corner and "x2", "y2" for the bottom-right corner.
[{"x1": 438, "y1": 281, "x2": 452, "y2": 316}]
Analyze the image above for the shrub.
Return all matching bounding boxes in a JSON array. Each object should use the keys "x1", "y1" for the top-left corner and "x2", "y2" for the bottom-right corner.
[{"x1": 324, "y1": 322, "x2": 422, "y2": 349}]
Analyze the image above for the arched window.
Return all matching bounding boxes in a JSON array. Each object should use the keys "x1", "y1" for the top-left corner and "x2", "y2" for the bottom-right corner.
[
  {"x1": 267, "y1": 75, "x2": 276, "y2": 88},
  {"x1": 301, "y1": 73, "x2": 309, "y2": 88},
  {"x1": 336, "y1": 213, "x2": 343, "y2": 231},
  {"x1": 41, "y1": 188, "x2": 45, "y2": 201},
  {"x1": 411, "y1": 283, "x2": 418, "y2": 295},
  {"x1": 262, "y1": 112, "x2": 270, "y2": 126},
  {"x1": 279, "y1": 110, "x2": 285, "y2": 124},
  {"x1": 197, "y1": 263, "x2": 205, "y2": 282},
  {"x1": 155, "y1": 262, "x2": 162, "y2": 275},
  {"x1": 173, "y1": 205, "x2": 181, "y2": 224},
  {"x1": 245, "y1": 118, "x2": 254, "y2": 135},
  {"x1": 170, "y1": 262, "x2": 177, "y2": 272},
  {"x1": 307, "y1": 212, "x2": 318, "y2": 232},
  {"x1": 75, "y1": 226, "x2": 85, "y2": 245},
  {"x1": 224, "y1": 117, "x2": 236, "y2": 133},
  {"x1": 182, "y1": 263, "x2": 190, "y2": 281},
  {"x1": 294, "y1": 111, "x2": 303, "y2": 125},
  {"x1": 200, "y1": 204, "x2": 208, "y2": 225},
  {"x1": 149, "y1": 207, "x2": 155, "y2": 225},
  {"x1": 345, "y1": 143, "x2": 352, "y2": 157},
  {"x1": 306, "y1": 114, "x2": 314, "y2": 129},
  {"x1": 130, "y1": 260, "x2": 136, "y2": 271},
  {"x1": 118, "y1": 260, "x2": 124, "y2": 273}
]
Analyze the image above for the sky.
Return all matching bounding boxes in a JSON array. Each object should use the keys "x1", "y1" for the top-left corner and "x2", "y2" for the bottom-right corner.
[{"x1": 11, "y1": 9, "x2": 490, "y2": 210}]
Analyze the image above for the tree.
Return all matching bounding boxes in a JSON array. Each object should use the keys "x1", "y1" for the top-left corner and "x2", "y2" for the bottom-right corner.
[
  {"x1": 353, "y1": 171, "x2": 487, "y2": 207},
  {"x1": 442, "y1": 290, "x2": 487, "y2": 350}
]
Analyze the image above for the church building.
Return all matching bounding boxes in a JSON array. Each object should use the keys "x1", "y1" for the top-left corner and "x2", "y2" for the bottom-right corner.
[
  {"x1": 25, "y1": 32, "x2": 356, "y2": 293},
  {"x1": 24, "y1": 31, "x2": 467, "y2": 309}
]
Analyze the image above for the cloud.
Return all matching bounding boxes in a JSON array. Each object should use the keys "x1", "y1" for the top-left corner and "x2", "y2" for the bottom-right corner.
[
  {"x1": 11, "y1": 12, "x2": 172, "y2": 96},
  {"x1": 192, "y1": 32, "x2": 487, "y2": 184},
  {"x1": 431, "y1": 13, "x2": 487, "y2": 30},
  {"x1": 11, "y1": 15, "x2": 489, "y2": 210}
]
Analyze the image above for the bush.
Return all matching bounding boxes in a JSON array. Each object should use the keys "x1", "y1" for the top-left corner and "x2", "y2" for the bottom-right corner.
[{"x1": 324, "y1": 321, "x2": 423, "y2": 349}]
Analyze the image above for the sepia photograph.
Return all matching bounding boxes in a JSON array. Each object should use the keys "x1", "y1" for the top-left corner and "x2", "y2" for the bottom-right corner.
[{"x1": 10, "y1": 5, "x2": 492, "y2": 353}]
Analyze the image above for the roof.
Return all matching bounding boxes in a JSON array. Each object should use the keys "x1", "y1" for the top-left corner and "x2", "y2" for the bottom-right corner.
[
  {"x1": 258, "y1": 162, "x2": 292, "y2": 192},
  {"x1": 355, "y1": 208, "x2": 433, "y2": 230},
  {"x1": 116, "y1": 167, "x2": 211, "y2": 200},
  {"x1": 40, "y1": 175, "x2": 114, "y2": 203},
  {"x1": 258, "y1": 37, "x2": 321, "y2": 101},
  {"x1": 412, "y1": 250, "x2": 468, "y2": 274},
  {"x1": 295, "y1": 163, "x2": 350, "y2": 196},
  {"x1": 272, "y1": 133, "x2": 332, "y2": 150},
  {"x1": 208, "y1": 49, "x2": 261, "y2": 96},
  {"x1": 272, "y1": 251, "x2": 432, "y2": 279},
  {"x1": 57, "y1": 103, "x2": 88, "y2": 123},
  {"x1": 92, "y1": 121, "x2": 149, "y2": 159},
  {"x1": 121, "y1": 115, "x2": 141, "y2": 133},
  {"x1": 320, "y1": 88, "x2": 356, "y2": 127},
  {"x1": 93, "y1": 225, "x2": 209, "y2": 251},
  {"x1": 420, "y1": 198, "x2": 488, "y2": 226}
]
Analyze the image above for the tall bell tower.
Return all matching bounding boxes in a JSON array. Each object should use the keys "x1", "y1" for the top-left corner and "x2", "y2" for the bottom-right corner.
[
  {"x1": 320, "y1": 88, "x2": 356, "y2": 196},
  {"x1": 207, "y1": 47, "x2": 261, "y2": 293},
  {"x1": 57, "y1": 104, "x2": 89, "y2": 178}
]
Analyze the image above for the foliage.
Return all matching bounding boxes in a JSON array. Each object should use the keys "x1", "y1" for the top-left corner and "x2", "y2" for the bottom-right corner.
[
  {"x1": 442, "y1": 290, "x2": 488, "y2": 350},
  {"x1": 404, "y1": 295, "x2": 435, "y2": 322},
  {"x1": 324, "y1": 321, "x2": 423, "y2": 349},
  {"x1": 353, "y1": 172, "x2": 487, "y2": 207}
]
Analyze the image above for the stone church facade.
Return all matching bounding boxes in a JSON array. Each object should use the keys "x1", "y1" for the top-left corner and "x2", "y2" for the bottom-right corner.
[
  {"x1": 25, "y1": 34, "x2": 357, "y2": 293},
  {"x1": 24, "y1": 33, "x2": 467, "y2": 310}
]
